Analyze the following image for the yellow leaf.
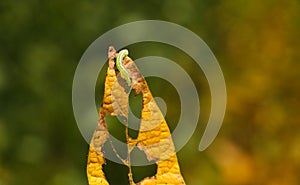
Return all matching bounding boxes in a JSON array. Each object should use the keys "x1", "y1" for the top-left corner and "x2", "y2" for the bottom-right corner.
[{"x1": 87, "y1": 46, "x2": 186, "y2": 185}]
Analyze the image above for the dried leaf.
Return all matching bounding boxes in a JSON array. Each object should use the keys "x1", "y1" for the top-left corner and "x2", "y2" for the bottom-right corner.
[
  {"x1": 87, "y1": 121, "x2": 109, "y2": 185},
  {"x1": 87, "y1": 46, "x2": 186, "y2": 185}
]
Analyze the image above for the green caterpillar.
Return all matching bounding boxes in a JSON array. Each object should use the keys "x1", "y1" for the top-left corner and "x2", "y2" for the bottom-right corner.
[{"x1": 116, "y1": 49, "x2": 131, "y2": 86}]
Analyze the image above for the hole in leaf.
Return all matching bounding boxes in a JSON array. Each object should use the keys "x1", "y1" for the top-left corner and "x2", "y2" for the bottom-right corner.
[
  {"x1": 103, "y1": 159, "x2": 130, "y2": 185},
  {"x1": 105, "y1": 115, "x2": 127, "y2": 143},
  {"x1": 129, "y1": 91, "x2": 142, "y2": 119},
  {"x1": 104, "y1": 115, "x2": 127, "y2": 159},
  {"x1": 128, "y1": 127, "x2": 139, "y2": 140},
  {"x1": 128, "y1": 92, "x2": 142, "y2": 139},
  {"x1": 130, "y1": 147, "x2": 157, "y2": 183}
]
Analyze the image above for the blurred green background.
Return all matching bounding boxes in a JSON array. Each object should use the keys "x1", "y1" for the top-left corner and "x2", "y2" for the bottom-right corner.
[{"x1": 0, "y1": 0, "x2": 299, "y2": 185}]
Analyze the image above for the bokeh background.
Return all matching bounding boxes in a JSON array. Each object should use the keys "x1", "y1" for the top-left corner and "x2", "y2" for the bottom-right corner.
[{"x1": 0, "y1": 0, "x2": 299, "y2": 185}]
